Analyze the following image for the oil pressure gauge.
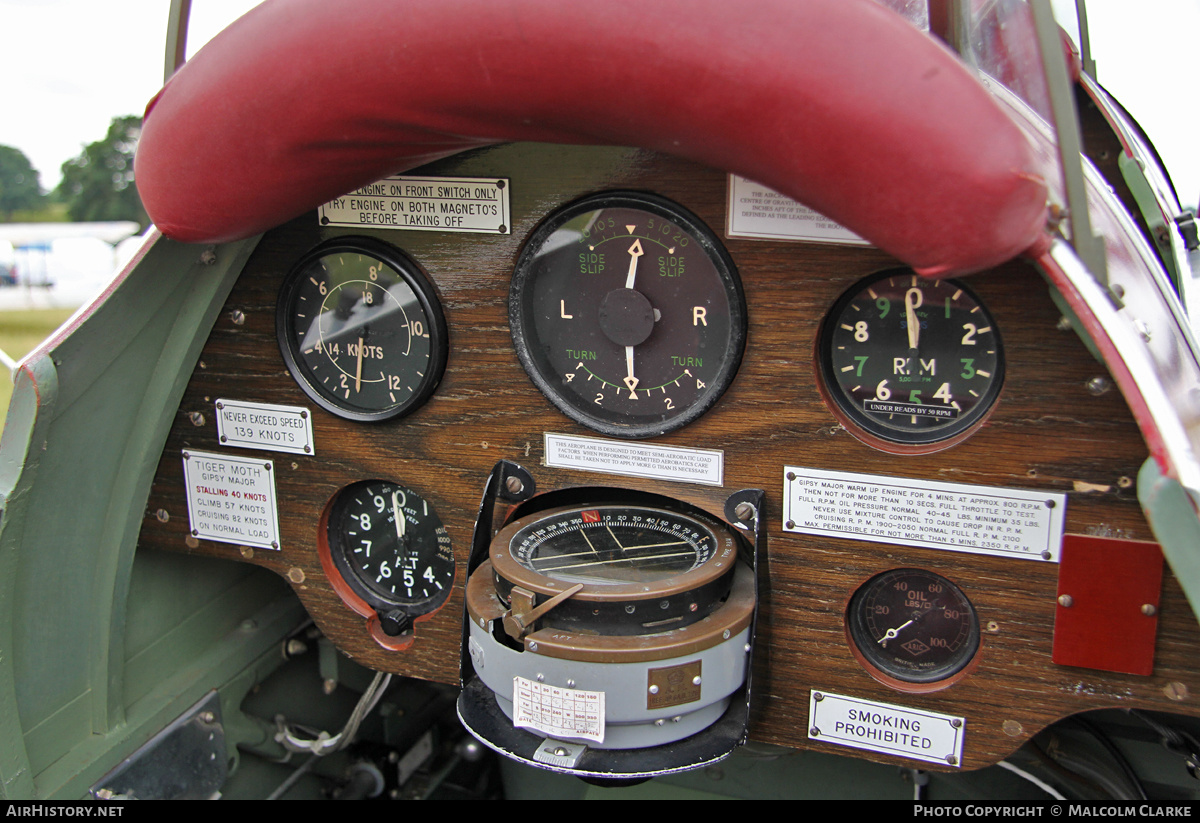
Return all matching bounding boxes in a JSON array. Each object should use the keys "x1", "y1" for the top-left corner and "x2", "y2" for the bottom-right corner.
[
  {"x1": 510, "y1": 192, "x2": 746, "y2": 439},
  {"x1": 847, "y1": 568, "x2": 980, "y2": 688},
  {"x1": 818, "y1": 269, "x2": 1004, "y2": 452}
]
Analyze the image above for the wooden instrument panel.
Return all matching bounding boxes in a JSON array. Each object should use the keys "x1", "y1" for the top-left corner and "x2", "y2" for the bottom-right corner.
[{"x1": 138, "y1": 143, "x2": 1200, "y2": 770}]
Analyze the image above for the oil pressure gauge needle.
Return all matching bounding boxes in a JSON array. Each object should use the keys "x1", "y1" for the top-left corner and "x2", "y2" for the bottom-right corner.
[{"x1": 878, "y1": 618, "x2": 915, "y2": 647}]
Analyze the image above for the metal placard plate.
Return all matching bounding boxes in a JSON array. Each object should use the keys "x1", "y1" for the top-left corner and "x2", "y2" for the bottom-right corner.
[
  {"x1": 647, "y1": 661, "x2": 703, "y2": 710},
  {"x1": 182, "y1": 450, "x2": 281, "y2": 550},
  {"x1": 726, "y1": 175, "x2": 871, "y2": 245},
  {"x1": 545, "y1": 432, "x2": 724, "y2": 487},
  {"x1": 783, "y1": 466, "x2": 1066, "y2": 562},
  {"x1": 215, "y1": 399, "x2": 314, "y2": 455},
  {"x1": 319, "y1": 175, "x2": 510, "y2": 234},
  {"x1": 808, "y1": 691, "x2": 965, "y2": 767}
]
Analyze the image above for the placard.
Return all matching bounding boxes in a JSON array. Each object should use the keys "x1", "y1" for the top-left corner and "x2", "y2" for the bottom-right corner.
[
  {"x1": 512, "y1": 676, "x2": 605, "y2": 744},
  {"x1": 808, "y1": 691, "x2": 965, "y2": 766},
  {"x1": 726, "y1": 175, "x2": 870, "y2": 245},
  {"x1": 319, "y1": 175, "x2": 510, "y2": 234},
  {"x1": 215, "y1": 399, "x2": 314, "y2": 455},
  {"x1": 783, "y1": 467, "x2": 1065, "y2": 561},
  {"x1": 544, "y1": 433, "x2": 723, "y2": 487},
  {"x1": 183, "y1": 450, "x2": 281, "y2": 550}
]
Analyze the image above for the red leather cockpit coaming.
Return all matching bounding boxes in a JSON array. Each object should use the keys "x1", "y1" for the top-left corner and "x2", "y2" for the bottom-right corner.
[{"x1": 135, "y1": 0, "x2": 1049, "y2": 277}]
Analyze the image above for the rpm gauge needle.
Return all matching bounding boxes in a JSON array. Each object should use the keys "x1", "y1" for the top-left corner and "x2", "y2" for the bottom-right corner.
[{"x1": 905, "y1": 288, "x2": 922, "y2": 350}]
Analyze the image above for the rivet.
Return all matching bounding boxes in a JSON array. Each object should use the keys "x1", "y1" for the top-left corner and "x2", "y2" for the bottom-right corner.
[
  {"x1": 1118, "y1": 476, "x2": 1133, "y2": 489},
  {"x1": 239, "y1": 546, "x2": 254, "y2": 559},
  {"x1": 288, "y1": 568, "x2": 305, "y2": 583},
  {"x1": 649, "y1": 685, "x2": 659, "y2": 694},
  {"x1": 185, "y1": 535, "x2": 199, "y2": 549},
  {"x1": 946, "y1": 755, "x2": 958, "y2": 766},
  {"x1": 692, "y1": 676, "x2": 702, "y2": 686},
  {"x1": 810, "y1": 727, "x2": 821, "y2": 736},
  {"x1": 1002, "y1": 720, "x2": 1023, "y2": 737},
  {"x1": 987, "y1": 621, "x2": 999, "y2": 633},
  {"x1": 1056, "y1": 315, "x2": 1073, "y2": 331},
  {"x1": 1142, "y1": 604, "x2": 1158, "y2": 616},
  {"x1": 1058, "y1": 594, "x2": 1074, "y2": 608},
  {"x1": 785, "y1": 520, "x2": 796, "y2": 529},
  {"x1": 1164, "y1": 682, "x2": 1189, "y2": 701},
  {"x1": 813, "y1": 692, "x2": 824, "y2": 702}
]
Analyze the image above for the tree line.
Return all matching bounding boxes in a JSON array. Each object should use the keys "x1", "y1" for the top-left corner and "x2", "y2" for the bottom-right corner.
[{"x1": 0, "y1": 115, "x2": 149, "y2": 229}]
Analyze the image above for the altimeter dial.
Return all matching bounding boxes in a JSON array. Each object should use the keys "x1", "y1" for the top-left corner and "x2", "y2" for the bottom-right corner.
[{"x1": 324, "y1": 480, "x2": 454, "y2": 634}]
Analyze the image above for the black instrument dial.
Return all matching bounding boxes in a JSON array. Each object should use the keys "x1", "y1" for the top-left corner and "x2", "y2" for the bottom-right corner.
[
  {"x1": 489, "y1": 503, "x2": 741, "y2": 633},
  {"x1": 326, "y1": 480, "x2": 454, "y2": 632},
  {"x1": 277, "y1": 237, "x2": 448, "y2": 422},
  {"x1": 846, "y1": 568, "x2": 980, "y2": 686},
  {"x1": 510, "y1": 192, "x2": 746, "y2": 439},
  {"x1": 818, "y1": 270, "x2": 1004, "y2": 450}
]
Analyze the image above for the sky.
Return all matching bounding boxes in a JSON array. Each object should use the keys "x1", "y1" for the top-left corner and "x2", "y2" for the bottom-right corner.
[{"x1": 0, "y1": 0, "x2": 1197, "y2": 209}]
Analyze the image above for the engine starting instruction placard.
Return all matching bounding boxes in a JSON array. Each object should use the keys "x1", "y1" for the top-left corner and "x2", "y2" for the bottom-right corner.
[
  {"x1": 319, "y1": 175, "x2": 510, "y2": 234},
  {"x1": 783, "y1": 467, "x2": 1066, "y2": 562},
  {"x1": 183, "y1": 450, "x2": 281, "y2": 550}
]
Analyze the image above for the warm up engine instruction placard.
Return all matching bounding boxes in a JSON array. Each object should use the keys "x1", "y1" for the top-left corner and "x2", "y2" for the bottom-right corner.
[{"x1": 783, "y1": 467, "x2": 1066, "y2": 562}]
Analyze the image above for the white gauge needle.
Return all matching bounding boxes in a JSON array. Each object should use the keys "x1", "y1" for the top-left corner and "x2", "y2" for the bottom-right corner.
[
  {"x1": 625, "y1": 238, "x2": 644, "y2": 289},
  {"x1": 392, "y1": 491, "x2": 405, "y2": 542},
  {"x1": 354, "y1": 336, "x2": 365, "y2": 392},
  {"x1": 878, "y1": 619, "x2": 915, "y2": 646},
  {"x1": 623, "y1": 346, "x2": 639, "y2": 398},
  {"x1": 905, "y1": 288, "x2": 922, "y2": 350}
]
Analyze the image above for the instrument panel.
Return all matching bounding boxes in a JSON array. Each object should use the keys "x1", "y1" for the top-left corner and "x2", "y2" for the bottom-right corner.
[{"x1": 137, "y1": 143, "x2": 1200, "y2": 771}]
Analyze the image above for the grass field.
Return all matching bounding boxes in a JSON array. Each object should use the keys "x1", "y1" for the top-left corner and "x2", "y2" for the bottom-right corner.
[{"x1": 0, "y1": 308, "x2": 76, "y2": 424}]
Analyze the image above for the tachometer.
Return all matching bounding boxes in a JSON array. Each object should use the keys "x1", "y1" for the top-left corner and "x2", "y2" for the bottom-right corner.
[{"x1": 817, "y1": 269, "x2": 1004, "y2": 451}]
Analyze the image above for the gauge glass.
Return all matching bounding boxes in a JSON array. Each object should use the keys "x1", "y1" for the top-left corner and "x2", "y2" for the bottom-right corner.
[
  {"x1": 278, "y1": 237, "x2": 448, "y2": 421},
  {"x1": 818, "y1": 270, "x2": 1004, "y2": 449},
  {"x1": 510, "y1": 192, "x2": 746, "y2": 439},
  {"x1": 846, "y1": 568, "x2": 980, "y2": 685},
  {"x1": 327, "y1": 480, "x2": 455, "y2": 618},
  {"x1": 509, "y1": 506, "x2": 718, "y2": 587}
]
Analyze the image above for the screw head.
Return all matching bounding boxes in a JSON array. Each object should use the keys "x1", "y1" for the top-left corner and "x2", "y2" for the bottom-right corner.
[{"x1": 1058, "y1": 594, "x2": 1074, "y2": 608}]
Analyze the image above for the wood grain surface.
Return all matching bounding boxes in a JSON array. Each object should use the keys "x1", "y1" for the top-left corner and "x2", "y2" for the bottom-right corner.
[{"x1": 138, "y1": 142, "x2": 1200, "y2": 771}]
